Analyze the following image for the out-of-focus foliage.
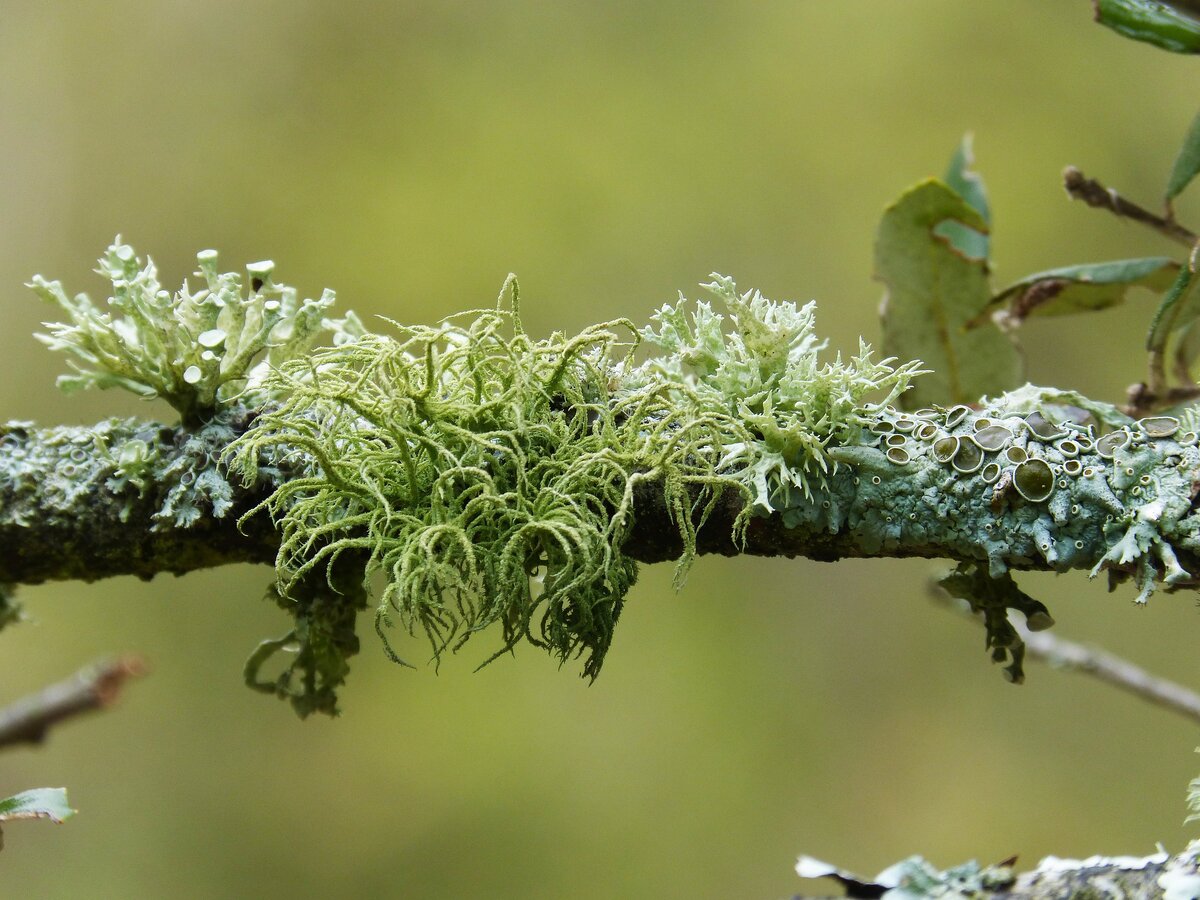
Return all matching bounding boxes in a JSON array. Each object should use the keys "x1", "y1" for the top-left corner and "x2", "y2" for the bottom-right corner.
[
  {"x1": 990, "y1": 257, "x2": 1180, "y2": 321},
  {"x1": 3, "y1": 4, "x2": 1200, "y2": 900},
  {"x1": 935, "y1": 135, "x2": 990, "y2": 262},
  {"x1": 0, "y1": 789, "x2": 74, "y2": 851},
  {"x1": 1167, "y1": 109, "x2": 1200, "y2": 207},
  {"x1": 1149, "y1": 246, "x2": 1200, "y2": 357},
  {"x1": 1095, "y1": 0, "x2": 1200, "y2": 53}
]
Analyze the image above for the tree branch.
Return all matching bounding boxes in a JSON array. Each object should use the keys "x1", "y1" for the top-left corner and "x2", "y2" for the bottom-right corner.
[
  {"x1": 1063, "y1": 165, "x2": 1198, "y2": 247},
  {"x1": 0, "y1": 656, "x2": 146, "y2": 750},
  {"x1": 3, "y1": 390, "x2": 1200, "y2": 596},
  {"x1": 1021, "y1": 620, "x2": 1200, "y2": 724},
  {"x1": 796, "y1": 844, "x2": 1200, "y2": 899},
  {"x1": 935, "y1": 587, "x2": 1200, "y2": 725}
]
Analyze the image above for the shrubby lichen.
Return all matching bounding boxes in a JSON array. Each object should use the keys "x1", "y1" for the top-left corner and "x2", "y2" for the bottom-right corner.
[
  {"x1": 31, "y1": 240, "x2": 363, "y2": 424},
  {"x1": 631, "y1": 275, "x2": 925, "y2": 511}
]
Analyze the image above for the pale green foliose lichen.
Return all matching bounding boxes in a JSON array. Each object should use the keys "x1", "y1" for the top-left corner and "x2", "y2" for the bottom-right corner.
[{"x1": 31, "y1": 240, "x2": 363, "y2": 424}]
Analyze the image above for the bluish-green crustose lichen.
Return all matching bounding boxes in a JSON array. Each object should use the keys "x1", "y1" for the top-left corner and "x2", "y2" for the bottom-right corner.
[
  {"x1": 807, "y1": 384, "x2": 1200, "y2": 601},
  {"x1": 0, "y1": 409, "x2": 257, "y2": 532}
]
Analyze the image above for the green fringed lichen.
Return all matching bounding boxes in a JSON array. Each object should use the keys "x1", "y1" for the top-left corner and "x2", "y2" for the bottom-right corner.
[{"x1": 229, "y1": 274, "x2": 918, "y2": 678}]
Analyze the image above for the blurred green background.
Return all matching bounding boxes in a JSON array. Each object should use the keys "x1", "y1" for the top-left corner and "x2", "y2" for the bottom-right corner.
[{"x1": 1, "y1": 2, "x2": 1198, "y2": 897}]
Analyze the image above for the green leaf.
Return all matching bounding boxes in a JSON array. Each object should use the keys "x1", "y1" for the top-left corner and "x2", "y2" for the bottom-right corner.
[
  {"x1": 934, "y1": 134, "x2": 990, "y2": 262},
  {"x1": 0, "y1": 788, "x2": 75, "y2": 824},
  {"x1": 0, "y1": 788, "x2": 75, "y2": 849},
  {"x1": 1148, "y1": 245, "x2": 1200, "y2": 354},
  {"x1": 1172, "y1": 319, "x2": 1200, "y2": 384},
  {"x1": 876, "y1": 178, "x2": 1021, "y2": 409},
  {"x1": 1167, "y1": 108, "x2": 1200, "y2": 206},
  {"x1": 990, "y1": 257, "x2": 1179, "y2": 321},
  {"x1": 1094, "y1": 0, "x2": 1200, "y2": 54}
]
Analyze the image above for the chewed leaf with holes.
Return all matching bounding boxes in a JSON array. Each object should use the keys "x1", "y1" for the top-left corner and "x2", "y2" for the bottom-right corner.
[
  {"x1": 935, "y1": 134, "x2": 990, "y2": 262},
  {"x1": 877, "y1": 179, "x2": 1021, "y2": 409},
  {"x1": 990, "y1": 257, "x2": 1179, "y2": 322}
]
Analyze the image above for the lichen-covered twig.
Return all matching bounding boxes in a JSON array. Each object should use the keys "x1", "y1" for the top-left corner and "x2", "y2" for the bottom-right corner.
[
  {"x1": 8, "y1": 243, "x2": 1200, "y2": 713},
  {"x1": 796, "y1": 844, "x2": 1200, "y2": 899},
  {"x1": 0, "y1": 656, "x2": 146, "y2": 750}
]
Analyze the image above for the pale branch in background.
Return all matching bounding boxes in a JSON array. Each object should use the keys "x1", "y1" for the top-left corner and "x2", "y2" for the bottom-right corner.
[
  {"x1": 1063, "y1": 165, "x2": 1198, "y2": 247},
  {"x1": 0, "y1": 656, "x2": 146, "y2": 750},
  {"x1": 932, "y1": 586, "x2": 1200, "y2": 726}
]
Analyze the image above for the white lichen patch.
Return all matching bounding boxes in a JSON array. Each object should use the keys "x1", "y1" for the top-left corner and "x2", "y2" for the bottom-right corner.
[
  {"x1": 632, "y1": 274, "x2": 925, "y2": 511},
  {"x1": 31, "y1": 241, "x2": 363, "y2": 423}
]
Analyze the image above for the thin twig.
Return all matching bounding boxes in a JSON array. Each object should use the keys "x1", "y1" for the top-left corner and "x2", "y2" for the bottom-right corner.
[
  {"x1": 0, "y1": 656, "x2": 147, "y2": 750},
  {"x1": 1017, "y1": 623, "x2": 1200, "y2": 725},
  {"x1": 935, "y1": 588, "x2": 1200, "y2": 726},
  {"x1": 1062, "y1": 166, "x2": 1198, "y2": 248},
  {"x1": 1122, "y1": 380, "x2": 1200, "y2": 418}
]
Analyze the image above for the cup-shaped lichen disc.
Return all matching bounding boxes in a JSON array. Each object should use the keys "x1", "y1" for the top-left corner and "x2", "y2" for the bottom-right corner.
[{"x1": 1013, "y1": 458, "x2": 1055, "y2": 502}]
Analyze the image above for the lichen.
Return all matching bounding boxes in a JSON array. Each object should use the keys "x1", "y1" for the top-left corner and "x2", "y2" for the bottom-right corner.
[
  {"x1": 31, "y1": 241, "x2": 363, "y2": 425},
  {"x1": 631, "y1": 274, "x2": 925, "y2": 511},
  {"x1": 796, "y1": 852, "x2": 1016, "y2": 898},
  {"x1": 229, "y1": 274, "x2": 916, "y2": 681},
  {"x1": 21, "y1": 245, "x2": 1200, "y2": 708},
  {"x1": 0, "y1": 412, "x2": 247, "y2": 533}
]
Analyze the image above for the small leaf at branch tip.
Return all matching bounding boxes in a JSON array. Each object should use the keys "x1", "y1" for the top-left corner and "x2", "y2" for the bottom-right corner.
[
  {"x1": 876, "y1": 178, "x2": 1021, "y2": 408},
  {"x1": 0, "y1": 788, "x2": 76, "y2": 825}
]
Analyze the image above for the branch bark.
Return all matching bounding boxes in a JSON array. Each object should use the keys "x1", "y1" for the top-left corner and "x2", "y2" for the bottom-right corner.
[
  {"x1": 3, "y1": 399, "x2": 1200, "y2": 597},
  {"x1": 0, "y1": 656, "x2": 146, "y2": 749}
]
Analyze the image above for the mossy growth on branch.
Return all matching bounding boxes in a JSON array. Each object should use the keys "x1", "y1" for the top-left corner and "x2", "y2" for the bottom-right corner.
[
  {"x1": 26, "y1": 244, "x2": 921, "y2": 711},
  {"x1": 25, "y1": 243, "x2": 1200, "y2": 713},
  {"x1": 228, "y1": 273, "x2": 919, "y2": 685}
]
